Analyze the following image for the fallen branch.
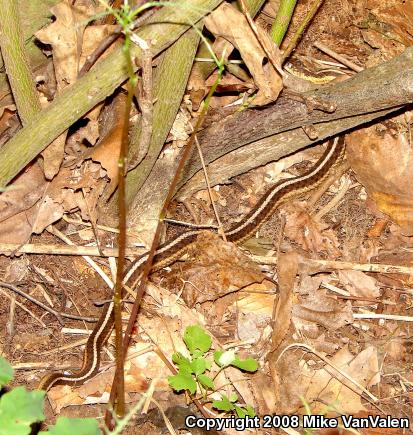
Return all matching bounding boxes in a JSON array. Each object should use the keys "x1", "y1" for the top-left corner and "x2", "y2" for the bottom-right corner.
[{"x1": 0, "y1": 0, "x2": 223, "y2": 187}]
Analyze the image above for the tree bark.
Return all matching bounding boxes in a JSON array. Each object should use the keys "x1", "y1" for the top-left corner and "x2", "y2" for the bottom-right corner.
[
  {"x1": 128, "y1": 47, "x2": 413, "y2": 229},
  {"x1": 181, "y1": 46, "x2": 413, "y2": 187}
]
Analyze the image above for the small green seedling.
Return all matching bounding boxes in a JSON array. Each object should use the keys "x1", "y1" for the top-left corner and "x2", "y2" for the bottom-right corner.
[
  {"x1": 0, "y1": 356, "x2": 102, "y2": 435},
  {"x1": 168, "y1": 325, "x2": 258, "y2": 416}
]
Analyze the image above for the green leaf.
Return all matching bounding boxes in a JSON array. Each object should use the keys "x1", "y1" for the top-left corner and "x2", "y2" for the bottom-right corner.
[
  {"x1": 212, "y1": 395, "x2": 234, "y2": 412},
  {"x1": 40, "y1": 417, "x2": 102, "y2": 435},
  {"x1": 172, "y1": 352, "x2": 193, "y2": 374},
  {"x1": 214, "y1": 350, "x2": 236, "y2": 367},
  {"x1": 231, "y1": 356, "x2": 259, "y2": 372},
  {"x1": 234, "y1": 405, "x2": 247, "y2": 418},
  {"x1": 183, "y1": 325, "x2": 212, "y2": 355},
  {"x1": 244, "y1": 404, "x2": 256, "y2": 417},
  {"x1": 190, "y1": 357, "x2": 208, "y2": 375},
  {"x1": 168, "y1": 372, "x2": 197, "y2": 395},
  {"x1": 0, "y1": 357, "x2": 13, "y2": 388},
  {"x1": 0, "y1": 386, "x2": 45, "y2": 435},
  {"x1": 233, "y1": 404, "x2": 256, "y2": 418},
  {"x1": 196, "y1": 374, "x2": 214, "y2": 390},
  {"x1": 228, "y1": 393, "x2": 238, "y2": 403}
]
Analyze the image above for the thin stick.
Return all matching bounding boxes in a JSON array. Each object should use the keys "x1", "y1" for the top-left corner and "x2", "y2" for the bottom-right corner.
[
  {"x1": 249, "y1": 255, "x2": 413, "y2": 275},
  {"x1": 0, "y1": 281, "x2": 97, "y2": 323},
  {"x1": 354, "y1": 313, "x2": 413, "y2": 322},
  {"x1": 314, "y1": 41, "x2": 364, "y2": 72},
  {"x1": 48, "y1": 226, "x2": 114, "y2": 289},
  {"x1": 277, "y1": 343, "x2": 379, "y2": 402},
  {"x1": 238, "y1": 0, "x2": 285, "y2": 77},
  {"x1": 313, "y1": 171, "x2": 351, "y2": 220},
  {"x1": 0, "y1": 288, "x2": 45, "y2": 327},
  {"x1": 281, "y1": 0, "x2": 325, "y2": 63},
  {"x1": 0, "y1": 243, "x2": 145, "y2": 257},
  {"x1": 7, "y1": 292, "x2": 16, "y2": 335},
  {"x1": 194, "y1": 133, "x2": 226, "y2": 241},
  {"x1": 112, "y1": 38, "x2": 136, "y2": 422}
]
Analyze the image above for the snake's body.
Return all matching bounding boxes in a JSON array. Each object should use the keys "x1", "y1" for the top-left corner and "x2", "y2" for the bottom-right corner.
[{"x1": 38, "y1": 136, "x2": 345, "y2": 391}]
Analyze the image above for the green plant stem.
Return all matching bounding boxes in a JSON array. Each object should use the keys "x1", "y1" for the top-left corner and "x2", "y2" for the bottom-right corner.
[
  {"x1": 0, "y1": 0, "x2": 41, "y2": 124},
  {"x1": 123, "y1": 28, "x2": 201, "y2": 207},
  {"x1": 104, "y1": 2, "x2": 145, "y2": 418},
  {"x1": 122, "y1": 0, "x2": 265, "y2": 211},
  {"x1": 0, "y1": 0, "x2": 59, "y2": 104},
  {"x1": 281, "y1": 0, "x2": 325, "y2": 63},
  {"x1": 105, "y1": 65, "x2": 225, "y2": 426},
  {"x1": 112, "y1": 53, "x2": 134, "y2": 421},
  {"x1": 0, "y1": 0, "x2": 223, "y2": 187},
  {"x1": 270, "y1": 0, "x2": 298, "y2": 46}
]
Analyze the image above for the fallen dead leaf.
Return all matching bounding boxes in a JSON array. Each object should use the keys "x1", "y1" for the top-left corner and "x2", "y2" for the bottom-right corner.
[
  {"x1": 347, "y1": 125, "x2": 413, "y2": 235},
  {"x1": 338, "y1": 270, "x2": 381, "y2": 299},
  {"x1": 274, "y1": 345, "x2": 379, "y2": 415},
  {"x1": 36, "y1": 0, "x2": 95, "y2": 178},
  {"x1": 87, "y1": 92, "x2": 127, "y2": 198},
  {"x1": 230, "y1": 280, "x2": 275, "y2": 342},
  {"x1": 176, "y1": 231, "x2": 265, "y2": 306},
  {"x1": 293, "y1": 290, "x2": 354, "y2": 330},
  {"x1": 204, "y1": 2, "x2": 282, "y2": 105},
  {"x1": 282, "y1": 202, "x2": 341, "y2": 257},
  {"x1": 270, "y1": 251, "x2": 298, "y2": 353}
]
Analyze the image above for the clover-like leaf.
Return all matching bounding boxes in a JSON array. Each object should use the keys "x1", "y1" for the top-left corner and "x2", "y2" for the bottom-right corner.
[
  {"x1": 214, "y1": 350, "x2": 236, "y2": 367},
  {"x1": 212, "y1": 394, "x2": 234, "y2": 412},
  {"x1": 172, "y1": 352, "x2": 193, "y2": 374},
  {"x1": 168, "y1": 371, "x2": 197, "y2": 395},
  {"x1": 231, "y1": 356, "x2": 259, "y2": 372},
  {"x1": 0, "y1": 386, "x2": 45, "y2": 435},
  {"x1": 40, "y1": 417, "x2": 102, "y2": 435},
  {"x1": 234, "y1": 405, "x2": 248, "y2": 418},
  {"x1": 183, "y1": 325, "x2": 212, "y2": 355},
  {"x1": 0, "y1": 356, "x2": 13, "y2": 388},
  {"x1": 190, "y1": 357, "x2": 208, "y2": 375},
  {"x1": 197, "y1": 374, "x2": 214, "y2": 390}
]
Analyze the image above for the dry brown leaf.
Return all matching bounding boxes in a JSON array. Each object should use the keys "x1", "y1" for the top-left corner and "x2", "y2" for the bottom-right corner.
[
  {"x1": 0, "y1": 164, "x2": 49, "y2": 243},
  {"x1": 35, "y1": 1, "x2": 110, "y2": 178},
  {"x1": 4, "y1": 258, "x2": 30, "y2": 282},
  {"x1": 36, "y1": 0, "x2": 91, "y2": 177},
  {"x1": 230, "y1": 280, "x2": 275, "y2": 342},
  {"x1": 204, "y1": 3, "x2": 282, "y2": 105},
  {"x1": 0, "y1": 164, "x2": 46, "y2": 223},
  {"x1": 347, "y1": 127, "x2": 413, "y2": 235},
  {"x1": 293, "y1": 290, "x2": 353, "y2": 331},
  {"x1": 276, "y1": 345, "x2": 379, "y2": 415},
  {"x1": 47, "y1": 385, "x2": 83, "y2": 413},
  {"x1": 180, "y1": 232, "x2": 265, "y2": 306},
  {"x1": 36, "y1": 1, "x2": 96, "y2": 89},
  {"x1": 271, "y1": 252, "x2": 298, "y2": 353},
  {"x1": 175, "y1": 232, "x2": 264, "y2": 306},
  {"x1": 26, "y1": 162, "x2": 106, "y2": 234},
  {"x1": 86, "y1": 93, "x2": 127, "y2": 197},
  {"x1": 306, "y1": 346, "x2": 379, "y2": 414},
  {"x1": 361, "y1": 2, "x2": 413, "y2": 60},
  {"x1": 338, "y1": 270, "x2": 381, "y2": 299},
  {"x1": 282, "y1": 203, "x2": 341, "y2": 257}
]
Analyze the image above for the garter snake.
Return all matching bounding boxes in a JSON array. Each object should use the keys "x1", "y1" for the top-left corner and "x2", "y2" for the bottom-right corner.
[{"x1": 38, "y1": 136, "x2": 345, "y2": 391}]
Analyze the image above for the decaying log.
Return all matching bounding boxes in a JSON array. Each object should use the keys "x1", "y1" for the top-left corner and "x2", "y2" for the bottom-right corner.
[{"x1": 128, "y1": 47, "x2": 413, "y2": 229}]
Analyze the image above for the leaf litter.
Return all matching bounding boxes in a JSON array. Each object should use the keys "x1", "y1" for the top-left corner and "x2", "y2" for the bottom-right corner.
[{"x1": 0, "y1": 0, "x2": 412, "y2": 430}]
